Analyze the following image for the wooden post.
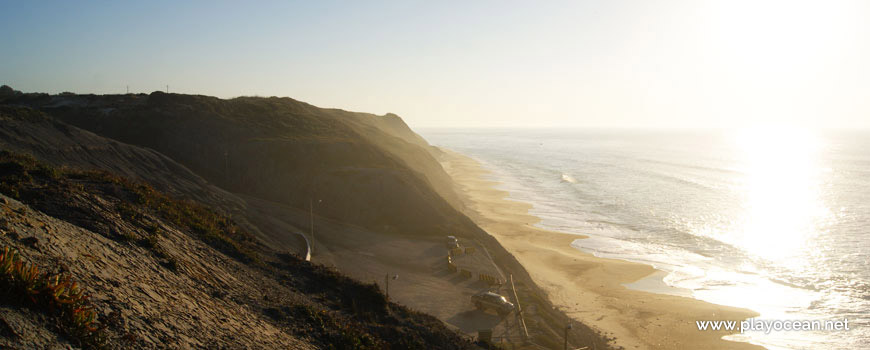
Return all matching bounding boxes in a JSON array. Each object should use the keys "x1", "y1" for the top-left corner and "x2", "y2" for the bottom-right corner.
[
  {"x1": 564, "y1": 323, "x2": 572, "y2": 350},
  {"x1": 510, "y1": 274, "x2": 529, "y2": 340}
]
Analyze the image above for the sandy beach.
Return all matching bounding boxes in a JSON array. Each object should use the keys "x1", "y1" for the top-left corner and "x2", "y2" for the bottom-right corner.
[{"x1": 440, "y1": 149, "x2": 765, "y2": 350}]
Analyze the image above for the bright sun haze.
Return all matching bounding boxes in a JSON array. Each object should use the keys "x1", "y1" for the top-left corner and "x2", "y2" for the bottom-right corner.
[
  {"x1": 1, "y1": 0, "x2": 868, "y2": 129},
  {"x1": 3, "y1": 2, "x2": 870, "y2": 349}
]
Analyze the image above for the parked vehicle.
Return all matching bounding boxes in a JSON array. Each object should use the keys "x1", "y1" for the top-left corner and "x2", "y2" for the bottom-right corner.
[
  {"x1": 446, "y1": 235, "x2": 460, "y2": 249},
  {"x1": 471, "y1": 291, "x2": 515, "y2": 316}
]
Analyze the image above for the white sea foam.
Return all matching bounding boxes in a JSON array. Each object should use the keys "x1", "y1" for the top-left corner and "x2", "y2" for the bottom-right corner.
[{"x1": 422, "y1": 128, "x2": 870, "y2": 350}]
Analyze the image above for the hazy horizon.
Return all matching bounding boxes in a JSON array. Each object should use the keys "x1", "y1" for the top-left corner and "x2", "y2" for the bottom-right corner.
[{"x1": 2, "y1": 0, "x2": 869, "y2": 129}]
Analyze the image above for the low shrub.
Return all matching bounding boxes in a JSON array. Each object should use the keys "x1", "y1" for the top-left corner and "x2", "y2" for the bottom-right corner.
[
  {"x1": 0, "y1": 150, "x2": 260, "y2": 264},
  {"x1": 0, "y1": 246, "x2": 106, "y2": 348}
]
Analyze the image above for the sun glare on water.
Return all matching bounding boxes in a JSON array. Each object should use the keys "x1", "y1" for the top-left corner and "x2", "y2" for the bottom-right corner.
[{"x1": 732, "y1": 126, "x2": 829, "y2": 262}]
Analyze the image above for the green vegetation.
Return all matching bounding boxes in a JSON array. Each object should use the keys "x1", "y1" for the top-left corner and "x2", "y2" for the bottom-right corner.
[
  {"x1": 281, "y1": 302, "x2": 381, "y2": 349},
  {"x1": 0, "y1": 150, "x2": 260, "y2": 264},
  {"x1": 0, "y1": 149, "x2": 477, "y2": 349},
  {"x1": 0, "y1": 245, "x2": 106, "y2": 349},
  {"x1": 273, "y1": 253, "x2": 475, "y2": 350},
  {"x1": 5, "y1": 92, "x2": 469, "y2": 238}
]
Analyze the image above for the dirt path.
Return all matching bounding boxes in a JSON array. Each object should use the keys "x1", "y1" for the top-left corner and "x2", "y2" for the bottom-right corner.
[{"x1": 301, "y1": 209, "x2": 523, "y2": 342}]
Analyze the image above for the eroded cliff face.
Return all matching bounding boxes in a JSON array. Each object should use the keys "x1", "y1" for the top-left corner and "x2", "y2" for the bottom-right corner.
[
  {"x1": 0, "y1": 145, "x2": 477, "y2": 349},
  {"x1": 0, "y1": 105, "x2": 244, "y2": 212},
  {"x1": 8, "y1": 92, "x2": 468, "y2": 238},
  {"x1": 0, "y1": 104, "x2": 300, "y2": 253},
  {"x1": 0, "y1": 90, "x2": 612, "y2": 350},
  {"x1": 0, "y1": 89, "x2": 486, "y2": 348}
]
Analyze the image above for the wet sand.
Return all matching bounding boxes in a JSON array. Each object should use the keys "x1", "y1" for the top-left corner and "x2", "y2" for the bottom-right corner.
[{"x1": 440, "y1": 149, "x2": 765, "y2": 350}]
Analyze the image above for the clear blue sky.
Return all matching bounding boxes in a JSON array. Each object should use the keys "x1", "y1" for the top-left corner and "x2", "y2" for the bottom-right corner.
[{"x1": 2, "y1": 0, "x2": 869, "y2": 128}]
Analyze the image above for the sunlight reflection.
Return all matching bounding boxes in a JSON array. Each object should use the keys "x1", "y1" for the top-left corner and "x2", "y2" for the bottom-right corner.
[{"x1": 732, "y1": 126, "x2": 828, "y2": 261}]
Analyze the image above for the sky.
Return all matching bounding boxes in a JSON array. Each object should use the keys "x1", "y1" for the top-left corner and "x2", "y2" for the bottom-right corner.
[{"x1": 1, "y1": 0, "x2": 869, "y2": 129}]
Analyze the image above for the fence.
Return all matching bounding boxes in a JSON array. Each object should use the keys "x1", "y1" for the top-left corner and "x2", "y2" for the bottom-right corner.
[
  {"x1": 447, "y1": 255, "x2": 457, "y2": 272},
  {"x1": 478, "y1": 273, "x2": 501, "y2": 286},
  {"x1": 446, "y1": 246, "x2": 500, "y2": 285}
]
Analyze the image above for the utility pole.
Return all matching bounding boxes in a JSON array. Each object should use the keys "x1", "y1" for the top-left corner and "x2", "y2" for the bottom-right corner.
[
  {"x1": 166, "y1": 85, "x2": 169, "y2": 93},
  {"x1": 223, "y1": 149, "x2": 229, "y2": 185},
  {"x1": 309, "y1": 198, "x2": 314, "y2": 253},
  {"x1": 126, "y1": 85, "x2": 129, "y2": 94}
]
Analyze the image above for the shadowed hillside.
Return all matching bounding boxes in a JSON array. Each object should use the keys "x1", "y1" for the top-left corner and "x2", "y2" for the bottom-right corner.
[
  {"x1": 5, "y1": 90, "x2": 463, "y2": 237},
  {"x1": 0, "y1": 149, "x2": 479, "y2": 349},
  {"x1": 1, "y1": 88, "x2": 613, "y2": 350},
  {"x1": 0, "y1": 104, "x2": 303, "y2": 254}
]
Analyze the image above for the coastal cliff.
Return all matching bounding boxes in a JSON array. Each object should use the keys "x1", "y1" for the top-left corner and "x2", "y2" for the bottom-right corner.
[
  {"x1": 5, "y1": 91, "x2": 464, "y2": 238},
  {"x1": 0, "y1": 87, "x2": 609, "y2": 349}
]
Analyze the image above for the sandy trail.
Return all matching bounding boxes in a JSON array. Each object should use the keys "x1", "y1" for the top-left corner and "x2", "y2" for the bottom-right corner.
[{"x1": 441, "y1": 149, "x2": 764, "y2": 350}]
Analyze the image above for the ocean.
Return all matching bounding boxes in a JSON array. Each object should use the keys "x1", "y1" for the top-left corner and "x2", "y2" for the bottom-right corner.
[{"x1": 421, "y1": 128, "x2": 869, "y2": 350}]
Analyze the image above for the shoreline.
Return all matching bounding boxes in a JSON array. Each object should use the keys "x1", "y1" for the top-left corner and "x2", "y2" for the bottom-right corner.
[{"x1": 439, "y1": 148, "x2": 765, "y2": 350}]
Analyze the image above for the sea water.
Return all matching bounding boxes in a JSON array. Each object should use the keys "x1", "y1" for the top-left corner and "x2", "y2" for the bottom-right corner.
[{"x1": 421, "y1": 128, "x2": 869, "y2": 350}]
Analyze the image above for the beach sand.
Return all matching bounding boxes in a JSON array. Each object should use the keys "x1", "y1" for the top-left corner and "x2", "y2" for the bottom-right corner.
[{"x1": 440, "y1": 149, "x2": 765, "y2": 350}]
